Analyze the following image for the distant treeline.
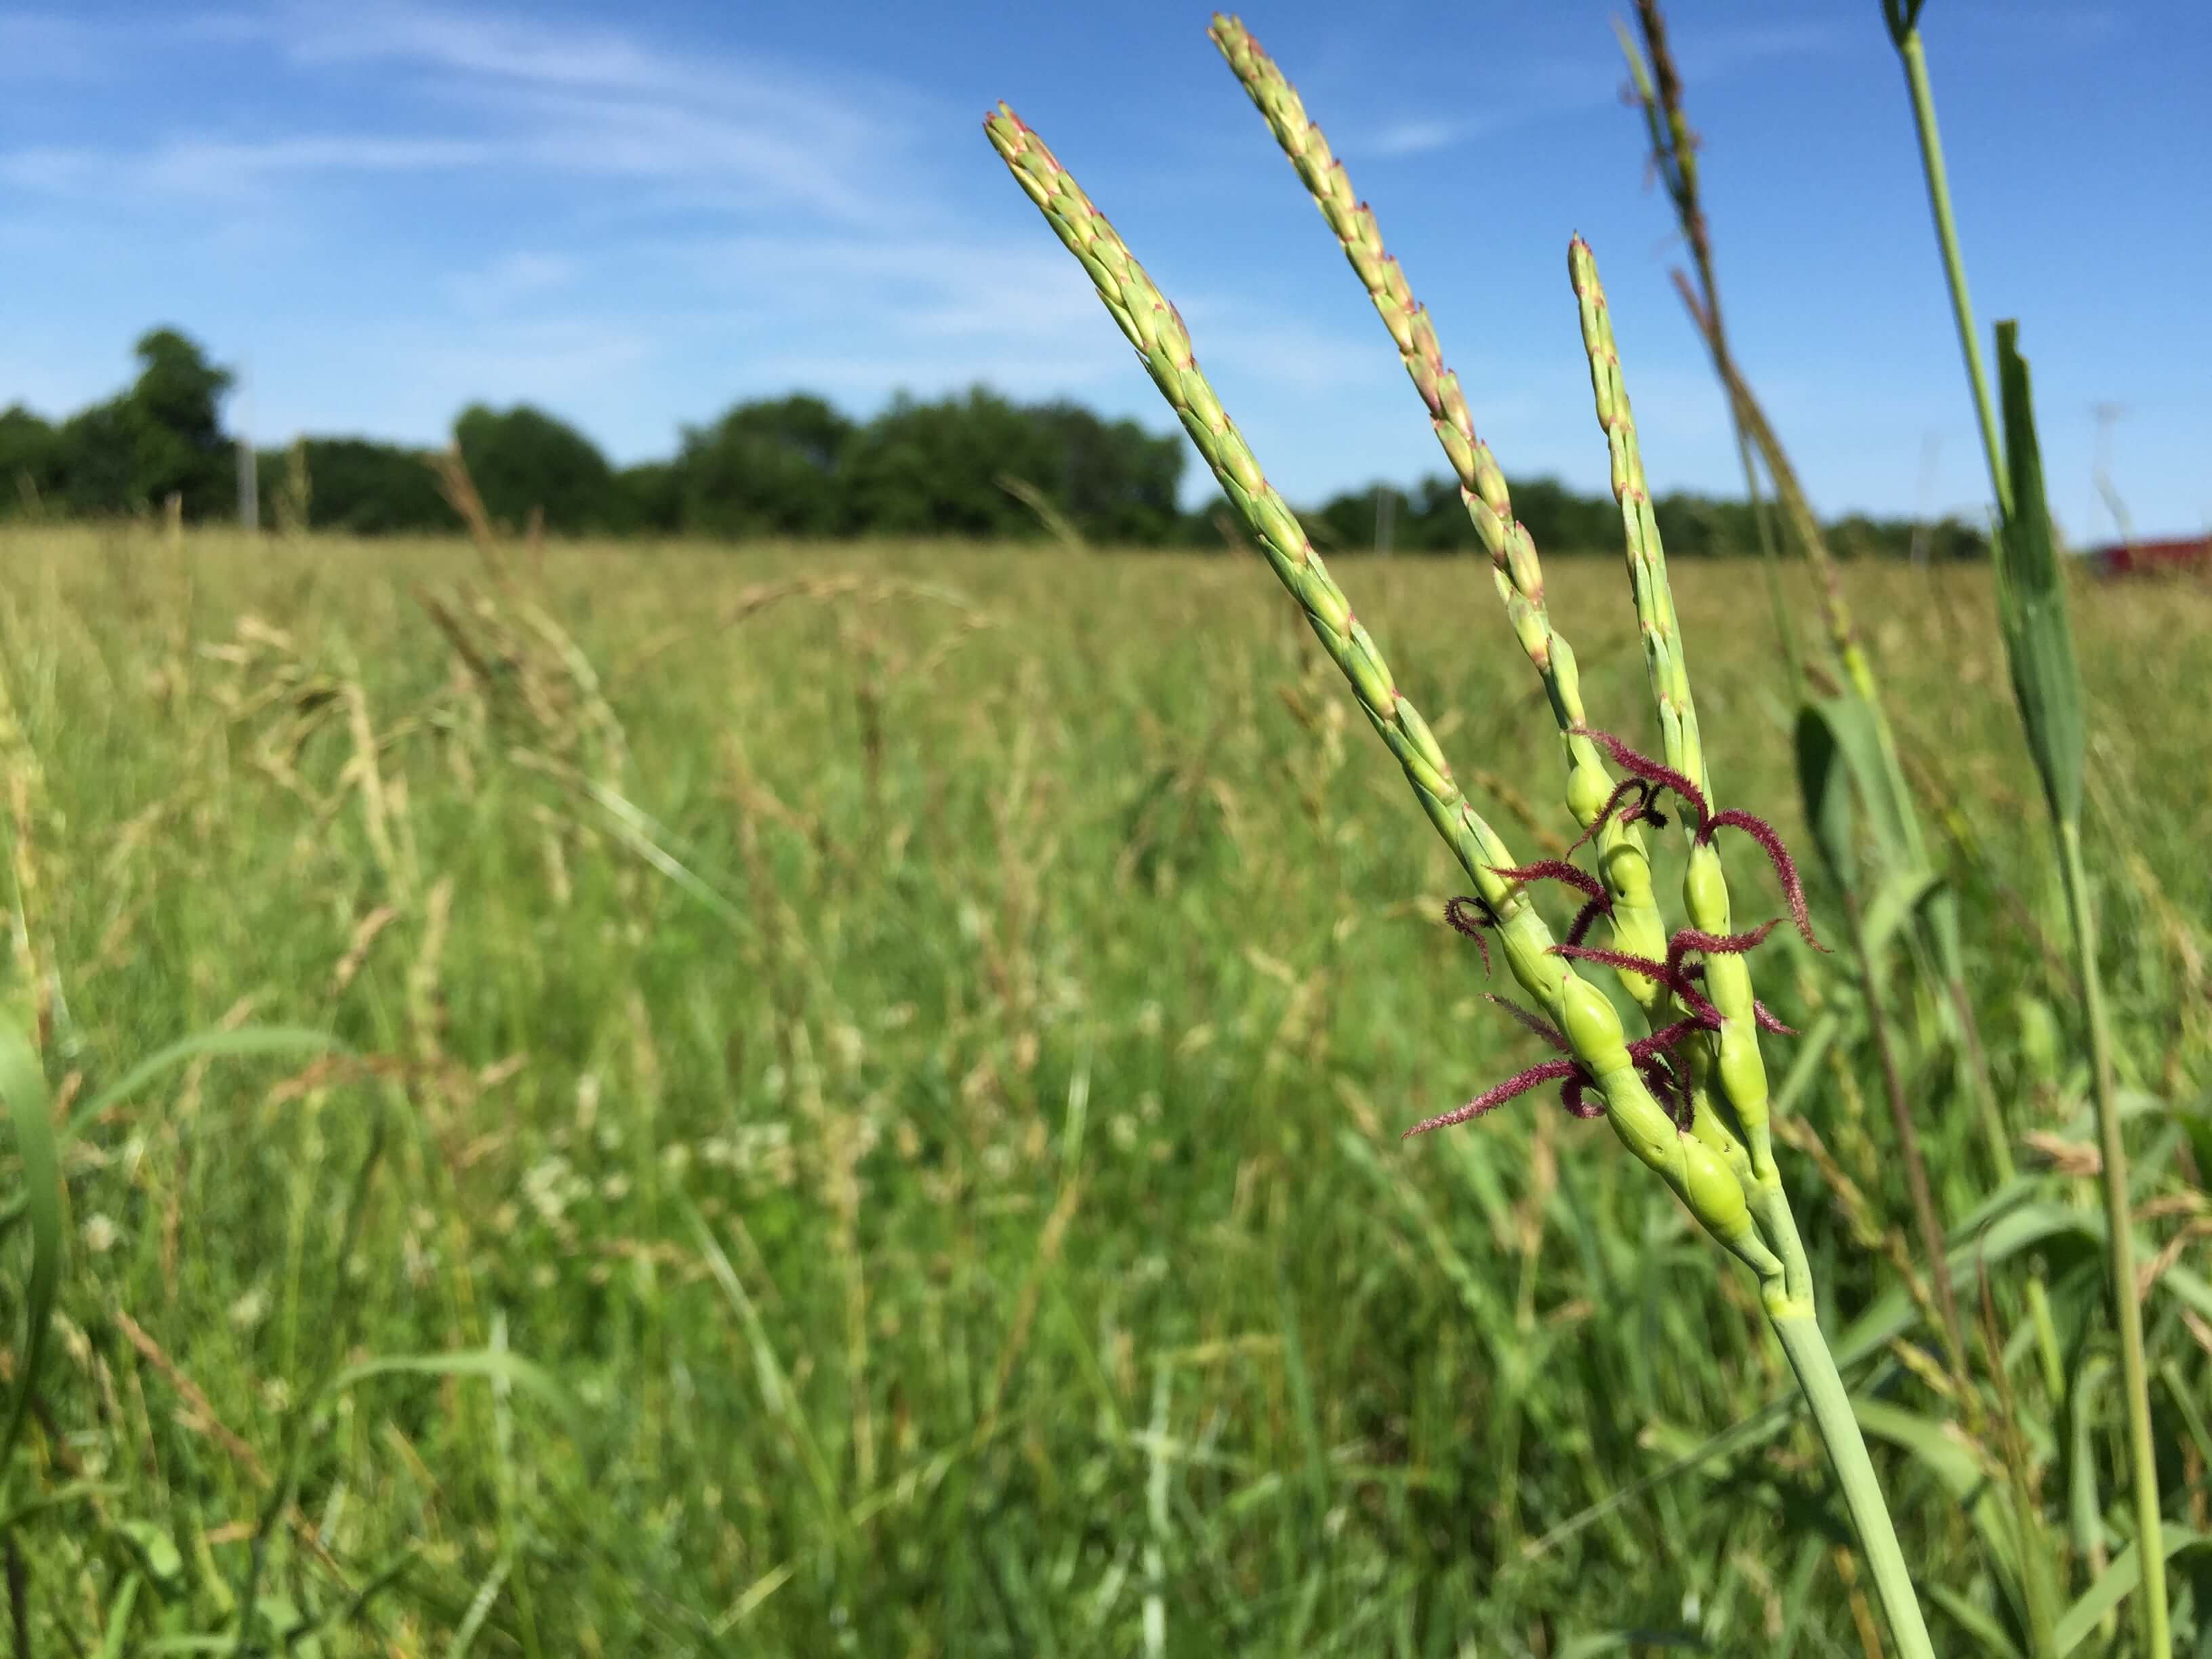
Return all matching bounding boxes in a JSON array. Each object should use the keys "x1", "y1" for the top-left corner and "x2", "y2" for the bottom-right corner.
[{"x1": 1, "y1": 327, "x2": 1990, "y2": 559}]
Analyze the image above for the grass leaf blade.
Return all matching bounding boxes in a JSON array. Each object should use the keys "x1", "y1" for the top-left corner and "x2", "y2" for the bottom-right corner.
[
  {"x1": 0, "y1": 1021, "x2": 60, "y2": 1476},
  {"x1": 69, "y1": 1026, "x2": 344, "y2": 1141},
  {"x1": 2051, "y1": 1529, "x2": 2208, "y2": 1656},
  {"x1": 1992, "y1": 322, "x2": 2085, "y2": 828}
]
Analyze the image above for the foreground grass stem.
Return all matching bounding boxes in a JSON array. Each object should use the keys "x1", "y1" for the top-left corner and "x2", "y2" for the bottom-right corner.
[
  {"x1": 1884, "y1": 4, "x2": 2009, "y2": 519},
  {"x1": 1888, "y1": 9, "x2": 2169, "y2": 1644}
]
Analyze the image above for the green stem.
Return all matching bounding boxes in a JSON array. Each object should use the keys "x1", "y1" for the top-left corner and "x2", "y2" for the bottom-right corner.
[
  {"x1": 1893, "y1": 28, "x2": 2010, "y2": 521},
  {"x1": 1891, "y1": 3, "x2": 2077, "y2": 1445},
  {"x1": 1753, "y1": 1183, "x2": 1815, "y2": 1316},
  {"x1": 1770, "y1": 1312, "x2": 1936, "y2": 1659},
  {"x1": 2058, "y1": 818, "x2": 2171, "y2": 1656}
]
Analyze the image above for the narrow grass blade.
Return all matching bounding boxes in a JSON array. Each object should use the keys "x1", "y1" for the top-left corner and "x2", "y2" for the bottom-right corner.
[
  {"x1": 0, "y1": 1481, "x2": 117, "y2": 1532},
  {"x1": 1923, "y1": 1583, "x2": 2024, "y2": 1659},
  {"x1": 1793, "y1": 700, "x2": 1865, "y2": 891},
  {"x1": 682, "y1": 1197, "x2": 857, "y2": 1559},
  {"x1": 1793, "y1": 694, "x2": 1925, "y2": 892},
  {"x1": 2159, "y1": 1360, "x2": 2212, "y2": 1479},
  {"x1": 2067, "y1": 1357, "x2": 2112, "y2": 1591},
  {"x1": 1142, "y1": 1361, "x2": 1170, "y2": 1659},
  {"x1": 1852, "y1": 1398, "x2": 2020, "y2": 1585},
  {"x1": 446, "y1": 1557, "x2": 511, "y2": 1659},
  {"x1": 0, "y1": 1022, "x2": 58, "y2": 1478},
  {"x1": 1557, "y1": 1630, "x2": 1706, "y2": 1656},
  {"x1": 1536, "y1": 1194, "x2": 2193, "y2": 1563},
  {"x1": 98, "y1": 1574, "x2": 145, "y2": 1659},
  {"x1": 323, "y1": 1351, "x2": 589, "y2": 1462},
  {"x1": 1860, "y1": 867, "x2": 1942, "y2": 983},
  {"x1": 64, "y1": 1025, "x2": 344, "y2": 1143},
  {"x1": 2052, "y1": 1530, "x2": 2208, "y2": 1656}
]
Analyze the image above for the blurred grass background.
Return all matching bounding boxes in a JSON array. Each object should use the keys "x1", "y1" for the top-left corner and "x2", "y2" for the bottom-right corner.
[{"x1": 5, "y1": 525, "x2": 2208, "y2": 1654}]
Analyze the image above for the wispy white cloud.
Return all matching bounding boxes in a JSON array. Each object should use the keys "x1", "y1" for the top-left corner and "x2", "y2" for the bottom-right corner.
[
  {"x1": 466, "y1": 87, "x2": 881, "y2": 220},
  {"x1": 0, "y1": 134, "x2": 493, "y2": 201},
  {"x1": 1670, "y1": 20, "x2": 1848, "y2": 80},
  {"x1": 0, "y1": 1, "x2": 920, "y2": 222},
  {"x1": 1357, "y1": 20, "x2": 1844, "y2": 160},
  {"x1": 1364, "y1": 102, "x2": 1595, "y2": 159},
  {"x1": 1349, "y1": 53, "x2": 1613, "y2": 159},
  {"x1": 1367, "y1": 118, "x2": 1478, "y2": 161},
  {"x1": 0, "y1": 1, "x2": 1406, "y2": 470},
  {"x1": 258, "y1": 0, "x2": 912, "y2": 221},
  {"x1": 273, "y1": 3, "x2": 804, "y2": 104}
]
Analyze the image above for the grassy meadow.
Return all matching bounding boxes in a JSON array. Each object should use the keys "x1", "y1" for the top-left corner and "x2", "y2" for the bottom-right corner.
[{"x1": 4, "y1": 523, "x2": 2209, "y2": 1654}]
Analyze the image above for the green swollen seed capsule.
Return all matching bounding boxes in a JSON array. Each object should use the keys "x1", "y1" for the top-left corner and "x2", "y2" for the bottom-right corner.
[
  {"x1": 1302, "y1": 571, "x2": 1351, "y2": 636},
  {"x1": 1183, "y1": 376, "x2": 1225, "y2": 437},
  {"x1": 1436, "y1": 421, "x2": 1476, "y2": 490},
  {"x1": 1397, "y1": 699, "x2": 1449, "y2": 778},
  {"x1": 1566, "y1": 760, "x2": 1610, "y2": 827},
  {"x1": 1252, "y1": 493, "x2": 1305, "y2": 562},
  {"x1": 1607, "y1": 844, "x2": 1659, "y2": 914},
  {"x1": 1555, "y1": 975, "x2": 1630, "y2": 1078},
  {"x1": 1679, "y1": 1136, "x2": 1753, "y2": 1244},
  {"x1": 1373, "y1": 291, "x2": 1416, "y2": 356},
  {"x1": 1397, "y1": 736, "x2": 1447, "y2": 800},
  {"x1": 1599, "y1": 1068, "x2": 1677, "y2": 1168},
  {"x1": 1347, "y1": 240, "x2": 1389, "y2": 296},
  {"x1": 1703, "y1": 951, "x2": 1753, "y2": 1025},
  {"x1": 1683, "y1": 841, "x2": 1729, "y2": 934},
  {"x1": 1464, "y1": 496, "x2": 1507, "y2": 564},
  {"x1": 1718, "y1": 1026, "x2": 1768, "y2": 1128},
  {"x1": 1345, "y1": 638, "x2": 1394, "y2": 714},
  {"x1": 1218, "y1": 441, "x2": 1263, "y2": 499}
]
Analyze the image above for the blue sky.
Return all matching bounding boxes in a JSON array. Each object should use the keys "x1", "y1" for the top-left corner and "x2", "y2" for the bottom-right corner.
[{"x1": 3, "y1": 1, "x2": 2206, "y2": 536}]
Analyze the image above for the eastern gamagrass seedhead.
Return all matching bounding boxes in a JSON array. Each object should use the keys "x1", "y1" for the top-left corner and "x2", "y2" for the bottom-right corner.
[{"x1": 986, "y1": 20, "x2": 1938, "y2": 1654}]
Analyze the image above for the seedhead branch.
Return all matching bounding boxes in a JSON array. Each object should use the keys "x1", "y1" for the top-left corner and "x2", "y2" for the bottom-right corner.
[{"x1": 985, "y1": 100, "x2": 1784, "y2": 1287}]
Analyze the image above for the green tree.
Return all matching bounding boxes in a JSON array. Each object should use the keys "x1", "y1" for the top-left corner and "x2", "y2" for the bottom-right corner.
[
  {"x1": 613, "y1": 462, "x2": 684, "y2": 536},
  {"x1": 0, "y1": 406, "x2": 58, "y2": 518},
  {"x1": 1650, "y1": 490, "x2": 1755, "y2": 558},
  {"x1": 52, "y1": 401, "x2": 144, "y2": 518},
  {"x1": 259, "y1": 438, "x2": 449, "y2": 535},
  {"x1": 1021, "y1": 402, "x2": 1184, "y2": 544},
  {"x1": 1312, "y1": 477, "x2": 1480, "y2": 553},
  {"x1": 837, "y1": 387, "x2": 1185, "y2": 545},
  {"x1": 453, "y1": 403, "x2": 618, "y2": 534},
  {"x1": 49, "y1": 329, "x2": 236, "y2": 518},
  {"x1": 841, "y1": 389, "x2": 1025, "y2": 537},
  {"x1": 674, "y1": 394, "x2": 851, "y2": 538},
  {"x1": 128, "y1": 327, "x2": 236, "y2": 518},
  {"x1": 1511, "y1": 474, "x2": 1620, "y2": 554}
]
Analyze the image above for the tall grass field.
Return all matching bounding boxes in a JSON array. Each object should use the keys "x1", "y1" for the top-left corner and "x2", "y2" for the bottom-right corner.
[{"x1": 3, "y1": 523, "x2": 2207, "y2": 1654}]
